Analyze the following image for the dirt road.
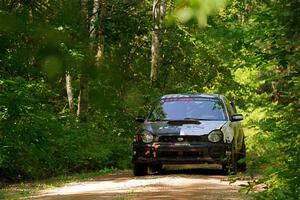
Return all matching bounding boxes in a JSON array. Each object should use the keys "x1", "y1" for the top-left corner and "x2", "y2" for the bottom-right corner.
[{"x1": 31, "y1": 167, "x2": 247, "y2": 200}]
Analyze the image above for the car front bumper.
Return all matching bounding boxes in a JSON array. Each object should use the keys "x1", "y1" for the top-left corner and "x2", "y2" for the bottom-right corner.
[{"x1": 133, "y1": 142, "x2": 232, "y2": 165}]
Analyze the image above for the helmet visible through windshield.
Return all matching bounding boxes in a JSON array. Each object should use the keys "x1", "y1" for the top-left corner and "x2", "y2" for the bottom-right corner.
[{"x1": 149, "y1": 98, "x2": 226, "y2": 121}]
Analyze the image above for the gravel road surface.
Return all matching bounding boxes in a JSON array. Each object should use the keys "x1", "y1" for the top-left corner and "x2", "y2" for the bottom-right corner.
[{"x1": 31, "y1": 167, "x2": 247, "y2": 200}]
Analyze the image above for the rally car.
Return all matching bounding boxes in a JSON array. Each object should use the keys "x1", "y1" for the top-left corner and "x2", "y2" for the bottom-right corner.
[{"x1": 132, "y1": 94, "x2": 246, "y2": 176}]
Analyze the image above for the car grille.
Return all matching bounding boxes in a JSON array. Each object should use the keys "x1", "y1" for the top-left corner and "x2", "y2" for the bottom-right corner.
[
  {"x1": 158, "y1": 151, "x2": 202, "y2": 156},
  {"x1": 158, "y1": 135, "x2": 208, "y2": 143}
]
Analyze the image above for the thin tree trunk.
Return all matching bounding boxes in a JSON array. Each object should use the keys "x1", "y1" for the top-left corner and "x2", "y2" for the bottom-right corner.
[
  {"x1": 90, "y1": 0, "x2": 105, "y2": 65},
  {"x1": 65, "y1": 72, "x2": 74, "y2": 110},
  {"x1": 81, "y1": 0, "x2": 89, "y2": 32},
  {"x1": 77, "y1": 74, "x2": 88, "y2": 121},
  {"x1": 150, "y1": 30, "x2": 159, "y2": 83},
  {"x1": 77, "y1": 0, "x2": 90, "y2": 121},
  {"x1": 96, "y1": 0, "x2": 105, "y2": 64},
  {"x1": 150, "y1": 0, "x2": 166, "y2": 85},
  {"x1": 90, "y1": 0, "x2": 98, "y2": 48}
]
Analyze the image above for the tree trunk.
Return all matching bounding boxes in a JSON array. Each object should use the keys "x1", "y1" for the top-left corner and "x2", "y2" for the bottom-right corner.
[
  {"x1": 77, "y1": 0, "x2": 90, "y2": 121},
  {"x1": 81, "y1": 0, "x2": 89, "y2": 32},
  {"x1": 150, "y1": 0, "x2": 166, "y2": 85},
  {"x1": 150, "y1": 30, "x2": 159, "y2": 83},
  {"x1": 90, "y1": 0, "x2": 105, "y2": 65},
  {"x1": 65, "y1": 72, "x2": 74, "y2": 110},
  {"x1": 77, "y1": 74, "x2": 88, "y2": 122},
  {"x1": 96, "y1": 0, "x2": 105, "y2": 64}
]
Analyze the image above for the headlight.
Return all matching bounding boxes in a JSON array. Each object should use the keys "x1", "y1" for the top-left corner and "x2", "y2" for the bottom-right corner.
[
  {"x1": 141, "y1": 130, "x2": 153, "y2": 143},
  {"x1": 208, "y1": 130, "x2": 223, "y2": 142}
]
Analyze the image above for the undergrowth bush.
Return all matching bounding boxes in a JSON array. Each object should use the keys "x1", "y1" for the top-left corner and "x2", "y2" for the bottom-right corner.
[{"x1": 0, "y1": 78, "x2": 132, "y2": 181}]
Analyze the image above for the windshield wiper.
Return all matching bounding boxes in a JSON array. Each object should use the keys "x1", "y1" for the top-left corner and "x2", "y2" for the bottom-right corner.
[
  {"x1": 183, "y1": 117, "x2": 202, "y2": 121},
  {"x1": 148, "y1": 118, "x2": 169, "y2": 122},
  {"x1": 167, "y1": 118, "x2": 201, "y2": 125}
]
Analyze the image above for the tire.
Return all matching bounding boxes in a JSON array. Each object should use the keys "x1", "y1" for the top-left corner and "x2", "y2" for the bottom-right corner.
[
  {"x1": 222, "y1": 145, "x2": 237, "y2": 175},
  {"x1": 237, "y1": 139, "x2": 246, "y2": 172},
  {"x1": 133, "y1": 163, "x2": 148, "y2": 176}
]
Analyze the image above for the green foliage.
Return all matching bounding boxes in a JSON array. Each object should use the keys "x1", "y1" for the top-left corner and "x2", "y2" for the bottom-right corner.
[
  {"x1": 173, "y1": 0, "x2": 226, "y2": 26},
  {"x1": 0, "y1": 77, "x2": 131, "y2": 180},
  {"x1": 221, "y1": 0, "x2": 300, "y2": 199}
]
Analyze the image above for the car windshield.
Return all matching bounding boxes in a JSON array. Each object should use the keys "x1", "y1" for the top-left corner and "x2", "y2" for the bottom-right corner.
[{"x1": 148, "y1": 98, "x2": 226, "y2": 121}]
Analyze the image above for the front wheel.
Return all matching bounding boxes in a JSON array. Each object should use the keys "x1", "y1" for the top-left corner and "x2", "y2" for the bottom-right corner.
[
  {"x1": 237, "y1": 139, "x2": 246, "y2": 172},
  {"x1": 222, "y1": 146, "x2": 237, "y2": 174},
  {"x1": 222, "y1": 155, "x2": 237, "y2": 174},
  {"x1": 133, "y1": 163, "x2": 148, "y2": 176}
]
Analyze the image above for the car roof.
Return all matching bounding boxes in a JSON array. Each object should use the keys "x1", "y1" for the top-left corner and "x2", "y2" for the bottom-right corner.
[{"x1": 160, "y1": 93, "x2": 222, "y2": 100}]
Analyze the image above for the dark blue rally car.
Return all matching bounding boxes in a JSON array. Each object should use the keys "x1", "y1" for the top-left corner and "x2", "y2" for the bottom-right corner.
[{"x1": 132, "y1": 94, "x2": 246, "y2": 176}]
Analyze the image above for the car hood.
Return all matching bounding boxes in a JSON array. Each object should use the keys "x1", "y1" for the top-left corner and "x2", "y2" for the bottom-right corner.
[{"x1": 142, "y1": 120, "x2": 227, "y2": 136}]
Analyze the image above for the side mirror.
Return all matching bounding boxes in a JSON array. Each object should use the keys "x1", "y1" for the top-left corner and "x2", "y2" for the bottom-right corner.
[
  {"x1": 231, "y1": 114, "x2": 243, "y2": 122},
  {"x1": 136, "y1": 116, "x2": 145, "y2": 123}
]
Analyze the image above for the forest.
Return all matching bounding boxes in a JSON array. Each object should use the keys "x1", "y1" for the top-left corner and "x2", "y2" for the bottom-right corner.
[{"x1": 0, "y1": 0, "x2": 299, "y2": 199}]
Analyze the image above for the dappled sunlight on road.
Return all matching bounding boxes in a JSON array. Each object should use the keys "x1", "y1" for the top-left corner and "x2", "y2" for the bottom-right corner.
[{"x1": 32, "y1": 169, "x2": 247, "y2": 200}]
